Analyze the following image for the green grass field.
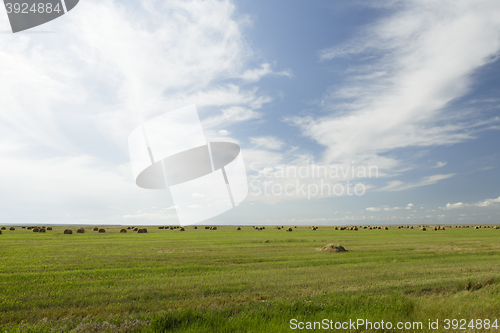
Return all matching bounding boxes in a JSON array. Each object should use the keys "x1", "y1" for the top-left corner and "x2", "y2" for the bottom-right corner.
[{"x1": 1, "y1": 225, "x2": 499, "y2": 332}]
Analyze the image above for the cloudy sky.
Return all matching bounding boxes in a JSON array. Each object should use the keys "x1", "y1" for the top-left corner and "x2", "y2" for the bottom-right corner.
[{"x1": 1, "y1": 0, "x2": 499, "y2": 225}]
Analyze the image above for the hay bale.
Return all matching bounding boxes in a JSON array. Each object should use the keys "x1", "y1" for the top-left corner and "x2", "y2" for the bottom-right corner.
[
  {"x1": 39, "y1": 228, "x2": 46, "y2": 233},
  {"x1": 475, "y1": 226, "x2": 479, "y2": 229},
  {"x1": 421, "y1": 227, "x2": 426, "y2": 231},
  {"x1": 93, "y1": 227, "x2": 99, "y2": 231},
  {"x1": 47, "y1": 227, "x2": 52, "y2": 231},
  {"x1": 9, "y1": 227, "x2": 15, "y2": 231},
  {"x1": 77, "y1": 228, "x2": 85, "y2": 234},
  {"x1": 410, "y1": 226, "x2": 413, "y2": 229},
  {"x1": 211, "y1": 226, "x2": 217, "y2": 230},
  {"x1": 98, "y1": 228, "x2": 105, "y2": 233},
  {"x1": 0, "y1": 230, "x2": 2, "y2": 235},
  {"x1": 158, "y1": 226, "x2": 164, "y2": 229},
  {"x1": 133, "y1": 227, "x2": 139, "y2": 231},
  {"x1": 137, "y1": 228, "x2": 147, "y2": 233},
  {"x1": 494, "y1": 226, "x2": 499, "y2": 229},
  {"x1": 236, "y1": 227, "x2": 241, "y2": 230},
  {"x1": 321, "y1": 244, "x2": 347, "y2": 252},
  {"x1": 27, "y1": 227, "x2": 32, "y2": 230},
  {"x1": 120, "y1": 229, "x2": 127, "y2": 233},
  {"x1": 193, "y1": 226, "x2": 197, "y2": 229},
  {"x1": 33, "y1": 227, "x2": 39, "y2": 233},
  {"x1": 64, "y1": 229, "x2": 72, "y2": 234},
  {"x1": 0, "y1": 227, "x2": 5, "y2": 230},
  {"x1": 127, "y1": 227, "x2": 131, "y2": 229},
  {"x1": 286, "y1": 227, "x2": 292, "y2": 232},
  {"x1": 179, "y1": 227, "x2": 185, "y2": 231},
  {"x1": 384, "y1": 226, "x2": 389, "y2": 230},
  {"x1": 334, "y1": 227, "x2": 338, "y2": 230},
  {"x1": 205, "y1": 226, "x2": 210, "y2": 229},
  {"x1": 22, "y1": 227, "x2": 26, "y2": 229}
]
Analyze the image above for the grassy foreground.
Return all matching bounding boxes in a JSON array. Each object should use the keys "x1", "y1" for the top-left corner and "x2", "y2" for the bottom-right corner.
[{"x1": 0, "y1": 225, "x2": 499, "y2": 332}]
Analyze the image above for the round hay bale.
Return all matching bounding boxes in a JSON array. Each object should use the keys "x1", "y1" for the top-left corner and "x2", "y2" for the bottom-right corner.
[
  {"x1": 421, "y1": 227, "x2": 426, "y2": 231},
  {"x1": 193, "y1": 226, "x2": 197, "y2": 229},
  {"x1": 120, "y1": 229, "x2": 127, "y2": 233},
  {"x1": 321, "y1": 244, "x2": 347, "y2": 252},
  {"x1": 47, "y1": 227, "x2": 52, "y2": 231},
  {"x1": 286, "y1": 227, "x2": 292, "y2": 232},
  {"x1": 127, "y1": 227, "x2": 131, "y2": 229},
  {"x1": 475, "y1": 226, "x2": 479, "y2": 229},
  {"x1": 158, "y1": 226, "x2": 164, "y2": 229},
  {"x1": 22, "y1": 227, "x2": 26, "y2": 229},
  {"x1": 142, "y1": 228, "x2": 148, "y2": 233},
  {"x1": 137, "y1": 228, "x2": 143, "y2": 233},
  {"x1": 33, "y1": 227, "x2": 39, "y2": 233},
  {"x1": 170, "y1": 227, "x2": 174, "y2": 230},
  {"x1": 0, "y1": 227, "x2": 5, "y2": 230},
  {"x1": 77, "y1": 228, "x2": 85, "y2": 234},
  {"x1": 93, "y1": 227, "x2": 99, "y2": 231},
  {"x1": 9, "y1": 227, "x2": 15, "y2": 231},
  {"x1": 384, "y1": 227, "x2": 389, "y2": 230},
  {"x1": 64, "y1": 229, "x2": 72, "y2": 234},
  {"x1": 410, "y1": 226, "x2": 413, "y2": 229},
  {"x1": 39, "y1": 228, "x2": 46, "y2": 233},
  {"x1": 236, "y1": 227, "x2": 241, "y2": 230},
  {"x1": 294, "y1": 226, "x2": 297, "y2": 228},
  {"x1": 0, "y1": 230, "x2": 2, "y2": 235},
  {"x1": 133, "y1": 227, "x2": 139, "y2": 231},
  {"x1": 205, "y1": 226, "x2": 210, "y2": 229},
  {"x1": 179, "y1": 227, "x2": 185, "y2": 231},
  {"x1": 494, "y1": 226, "x2": 499, "y2": 229},
  {"x1": 98, "y1": 228, "x2": 105, "y2": 233},
  {"x1": 211, "y1": 226, "x2": 217, "y2": 230}
]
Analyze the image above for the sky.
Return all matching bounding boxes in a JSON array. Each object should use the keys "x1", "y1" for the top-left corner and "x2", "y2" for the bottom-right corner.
[{"x1": 1, "y1": 0, "x2": 499, "y2": 226}]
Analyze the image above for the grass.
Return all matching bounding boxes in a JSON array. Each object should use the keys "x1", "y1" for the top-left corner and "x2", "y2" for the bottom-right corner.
[{"x1": 0, "y1": 225, "x2": 499, "y2": 332}]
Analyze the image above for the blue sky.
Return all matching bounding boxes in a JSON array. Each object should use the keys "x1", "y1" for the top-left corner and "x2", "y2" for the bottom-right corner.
[{"x1": 1, "y1": 0, "x2": 499, "y2": 225}]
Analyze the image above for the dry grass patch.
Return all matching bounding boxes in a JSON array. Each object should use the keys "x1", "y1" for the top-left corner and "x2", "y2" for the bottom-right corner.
[{"x1": 320, "y1": 244, "x2": 347, "y2": 252}]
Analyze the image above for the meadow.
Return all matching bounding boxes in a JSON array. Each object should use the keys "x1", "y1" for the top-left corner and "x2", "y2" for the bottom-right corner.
[{"x1": 0, "y1": 225, "x2": 499, "y2": 332}]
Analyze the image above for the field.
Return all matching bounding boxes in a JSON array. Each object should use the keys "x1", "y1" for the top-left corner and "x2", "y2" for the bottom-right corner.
[{"x1": 0, "y1": 225, "x2": 499, "y2": 332}]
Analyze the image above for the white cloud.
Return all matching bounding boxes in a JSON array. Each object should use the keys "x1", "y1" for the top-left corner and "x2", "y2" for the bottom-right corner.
[
  {"x1": 250, "y1": 136, "x2": 284, "y2": 150},
  {"x1": 291, "y1": 0, "x2": 500, "y2": 170},
  {"x1": 0, "y1": 0, "x2": 284, "y2": 224},
  {"x1": 442, "y1": 196, "x2": 500, "y2": 209},
  {"x1": 239, "y1": 63, "x2": 292, "y2": 82},
  {"x1": 433, "y1": 161, "x2": 447, "y2": 168},
  {"x1": 379, "y1": 174, "x2": 455, "y2": 191}
]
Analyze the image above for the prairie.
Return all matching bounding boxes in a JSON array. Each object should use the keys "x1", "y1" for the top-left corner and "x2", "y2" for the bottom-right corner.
[{"x1": 0, "y1": 225, "x2": 499, "y2": 332}]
